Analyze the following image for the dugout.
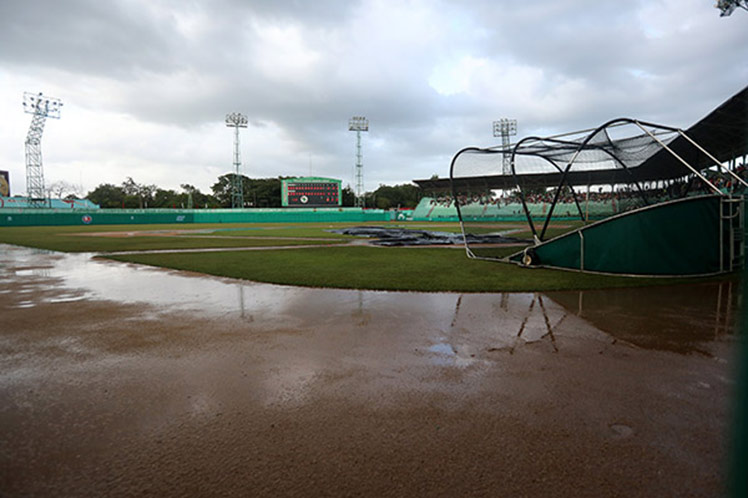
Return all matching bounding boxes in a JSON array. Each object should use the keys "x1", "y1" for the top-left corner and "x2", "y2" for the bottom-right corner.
[{"x1": 440, "y1": 85, "x2": 748, "y2": 277}]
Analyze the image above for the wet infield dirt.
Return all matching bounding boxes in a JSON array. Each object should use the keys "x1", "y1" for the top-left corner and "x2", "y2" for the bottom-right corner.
[{"x1": 0, "y1": 244, "x2": 741, "y2": 497}]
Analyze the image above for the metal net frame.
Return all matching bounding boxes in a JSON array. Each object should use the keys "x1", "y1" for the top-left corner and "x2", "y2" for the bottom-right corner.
[{"x1": 449, "y1": 118, "x2": 748, "y2": 261}]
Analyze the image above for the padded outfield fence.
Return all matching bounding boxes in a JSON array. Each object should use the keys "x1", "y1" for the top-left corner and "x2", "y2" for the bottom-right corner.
[{"x1": 0, "y1": 207, "x2": 401, "y2": 227}]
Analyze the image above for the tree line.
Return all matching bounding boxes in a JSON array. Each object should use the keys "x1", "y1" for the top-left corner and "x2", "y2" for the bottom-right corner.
[{"x1": 83, "y1": 175, "x2": 423, "y2": 209}]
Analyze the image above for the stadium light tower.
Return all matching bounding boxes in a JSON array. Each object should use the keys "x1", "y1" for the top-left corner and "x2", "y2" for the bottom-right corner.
[
  {"x1": 225, "y1": 112, "x2": 248, "y2": 209},
  {"x1": 22, "y1": 92, "x2": 63, "y2": 207},
  {"x1": 493, "y1": 118, "x2": 517, "y2": 175},
  {"x1": 348, "y1": 116, "x2": 369, "y2": 208}
]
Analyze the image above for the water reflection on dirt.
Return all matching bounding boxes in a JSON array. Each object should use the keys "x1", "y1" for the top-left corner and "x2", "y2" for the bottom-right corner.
[
  {"x1": 0, "y1": 244, "x2": 740, "y2": 357},
  {"x1": 0, "y1": 244, "x2": 741, "y2": 497},
  {"x1": 546, "y1": 282, "x2": 739, "y2": 354}
]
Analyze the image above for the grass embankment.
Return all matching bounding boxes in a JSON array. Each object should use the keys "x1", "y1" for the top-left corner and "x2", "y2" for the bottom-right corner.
[{"x1": 105, "y1": 246, "x2": 709, "y2": 293}]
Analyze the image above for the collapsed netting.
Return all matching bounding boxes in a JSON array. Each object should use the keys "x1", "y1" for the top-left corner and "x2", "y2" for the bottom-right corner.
[
  {"x1": 461, "y1": 131, "x2": 676, "y2": 177},
  {"x1": 450, "y1": 124, "x2": 681, "y2": 229},
  {"x1": 522, "y1": 131, "x2": 675, "y2": 168},
  {"x1": 452, "y1": 124, "x2": 681, "y2": 182},
  {"x1": 449, "y1": 119, "x2": 748, "y2": 256}
]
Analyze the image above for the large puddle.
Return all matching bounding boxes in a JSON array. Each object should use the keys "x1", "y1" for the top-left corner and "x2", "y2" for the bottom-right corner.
[
  {"x1": 0, "y1": 243, "x2": 740, "y2": 356},
  {"x1": 0, "y1": 244, "x2": 742, "y2": 497}
]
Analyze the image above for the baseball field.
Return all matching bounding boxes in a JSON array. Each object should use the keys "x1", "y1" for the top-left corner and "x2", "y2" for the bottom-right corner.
[
  {"x1": 0, "y1": 220, "x2": 729, "y2": 291},
  {"x1": 0, "y1": 220, "x2": 744, "y2": 497}
]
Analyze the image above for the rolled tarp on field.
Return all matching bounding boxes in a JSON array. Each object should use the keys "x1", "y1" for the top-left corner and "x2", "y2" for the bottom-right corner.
[{"x1": 510, "y1": 194, "x2": 742, "y2": 276}]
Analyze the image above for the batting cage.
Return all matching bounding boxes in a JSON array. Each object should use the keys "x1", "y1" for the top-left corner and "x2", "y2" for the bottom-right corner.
[{"x1": 446, "y1": 86, "x2": 748, "y2": 276}]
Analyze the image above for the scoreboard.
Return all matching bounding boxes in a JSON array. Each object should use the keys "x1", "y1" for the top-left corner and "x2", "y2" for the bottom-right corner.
[{"x1": 282, "y1": 177, "x2": 342, "y2": 207}]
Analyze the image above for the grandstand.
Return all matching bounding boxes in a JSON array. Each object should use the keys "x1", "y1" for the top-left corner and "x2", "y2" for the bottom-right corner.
[{"x1": 412, "y1": 192, "x2": 642, "y2": 222}]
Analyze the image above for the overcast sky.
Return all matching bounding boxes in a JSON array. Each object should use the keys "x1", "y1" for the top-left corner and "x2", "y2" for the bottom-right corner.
[{"x1": 0, "y1": 0, "x2": 746, "y2": 197}]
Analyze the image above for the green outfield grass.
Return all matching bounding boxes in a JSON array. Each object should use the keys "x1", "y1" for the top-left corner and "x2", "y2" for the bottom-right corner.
[
  {"x1": 1, "y1": 221, "x2": 725, "y2": 291},
  {"x1": 0, "y1": 221, "x2": 536, "y2": 252},
  {"x1": 0, "y1": 223, "x2": 357, "y2": 252},
  {"x1": 105, "y1": 246, "x2": 720, "y2": 292},
  {"x1": 207, "y1": 227, "x2": 352, "y2": 238}
]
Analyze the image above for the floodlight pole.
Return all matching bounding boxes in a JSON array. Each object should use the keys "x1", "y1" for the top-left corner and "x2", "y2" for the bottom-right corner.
[
  {"x1": 22, "y1": 92, "x2": 63, "y2": 208},
  {"x1": 225, "y1": 112, "x2": 248, "y2": 208},
  {"x1": 493, "y1": 118, "x2": 517, "y2": 175},
  {"x1": 349, "y1": 116, "x2": 369, "y2": 208}
]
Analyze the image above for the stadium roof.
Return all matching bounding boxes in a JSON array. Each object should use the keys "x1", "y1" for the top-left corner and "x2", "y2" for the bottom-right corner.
[{"x1": 414, "y1": 85, "x2": 748, "y2": 192}]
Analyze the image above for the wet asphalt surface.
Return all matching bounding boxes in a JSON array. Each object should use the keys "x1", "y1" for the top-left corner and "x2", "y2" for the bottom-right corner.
[{"x1": 0, "y1": 244, "x2": 741, "y2": 497}]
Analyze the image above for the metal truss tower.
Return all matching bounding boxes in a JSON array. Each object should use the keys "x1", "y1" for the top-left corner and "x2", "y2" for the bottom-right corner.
[
  {"x1": 22, "y1": 92, "x2": 63, "y2": 207},
  {"x1": 225, "y1": 112, "x2": 248, "y2": 209},
  {"x1": 348, "y1": 116, "x2": 369, "y2": 208},
  {"x1": 493, "y1": 118, "x2": 517, "y2": 175}
]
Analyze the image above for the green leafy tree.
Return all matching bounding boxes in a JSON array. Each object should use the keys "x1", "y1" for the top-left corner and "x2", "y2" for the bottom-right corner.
[
  {"x1": 151, "y1": 188, "x2": 181, "y2": 208},
  {"x1": 121, "y1": 177, "x2": 157, "y2": 208},
  {"x1": 86, "y1": 183, "x2": 126, "y2": 208},
  {"x1": 180, "y1": 184, "x2": 217, "y2": 208},
  {"x1": 212, "y1": 174, "x2": 250, "y2": 207},
  {"x1": 248, "y1": 177, "x2": 285, "y2": 207},
  {"x1": 341, "y1": 185, "x2": 356, "y2": 207},
  {"x1": 366, "y1": 183, "x2": 422, "y2": 209},
  {"x1": 211, "y1": 174, "x2": 286, "y2": 207}
]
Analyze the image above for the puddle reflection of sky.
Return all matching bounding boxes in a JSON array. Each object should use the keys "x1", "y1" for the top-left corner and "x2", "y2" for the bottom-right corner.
[{"x1": 1, "y1": 244, "x2": 739, "y2": 356}]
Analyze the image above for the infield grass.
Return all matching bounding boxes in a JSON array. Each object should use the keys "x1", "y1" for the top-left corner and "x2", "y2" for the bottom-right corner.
[
  {"x1": 105, "y1": 246, "x2": 720, "y2": 292},
  {"x1": 2, "y1": 221, "x2": 726, "y2": 291}
]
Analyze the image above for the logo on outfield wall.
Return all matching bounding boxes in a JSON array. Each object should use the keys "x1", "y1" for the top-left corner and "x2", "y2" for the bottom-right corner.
[
  {"x1": 0, "y1": 170, "x2": 9, "y2": 196},
  {"x1": 81, "y1": 215, "x2": 92, "y2": 224}
]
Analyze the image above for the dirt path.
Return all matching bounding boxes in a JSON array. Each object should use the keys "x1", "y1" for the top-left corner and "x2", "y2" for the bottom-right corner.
[{"x1": 0, "y1": 245, "x2": 739, "y2": 497}]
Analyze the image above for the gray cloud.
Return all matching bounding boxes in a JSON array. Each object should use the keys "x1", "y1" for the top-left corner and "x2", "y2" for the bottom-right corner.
[{"x1": 1, "y1": 0, "x2": 746, "y2": 195}]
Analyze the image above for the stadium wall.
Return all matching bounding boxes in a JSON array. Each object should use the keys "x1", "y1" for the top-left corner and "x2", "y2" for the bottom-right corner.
[{"x1": 0, "y1": 207, "x2": 395, "y2": 227}]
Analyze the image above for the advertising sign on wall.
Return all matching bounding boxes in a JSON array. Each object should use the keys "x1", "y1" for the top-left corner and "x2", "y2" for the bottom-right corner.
[{"x1": 0, "y1": 170, "x2": 9, "y2": 196}]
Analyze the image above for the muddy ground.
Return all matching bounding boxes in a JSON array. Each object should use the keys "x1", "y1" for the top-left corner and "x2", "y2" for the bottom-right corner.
[{"x1": 0, "y1": 244, "x2": 741, "y2": 497}]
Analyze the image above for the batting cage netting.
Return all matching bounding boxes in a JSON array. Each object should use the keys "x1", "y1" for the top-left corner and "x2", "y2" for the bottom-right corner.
[{"x1": 449, "y1": 118, "x2": 747, "y2": 270}]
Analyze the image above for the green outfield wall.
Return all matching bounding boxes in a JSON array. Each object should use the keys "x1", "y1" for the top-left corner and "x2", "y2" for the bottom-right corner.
[{"x1": 0, "y1": 207, "x2": 395, "y2": 227}]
